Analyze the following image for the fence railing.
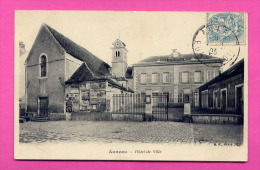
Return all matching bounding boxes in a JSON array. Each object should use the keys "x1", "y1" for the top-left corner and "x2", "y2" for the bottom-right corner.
[
  {"x1": 191, "y1": 91, "x2": 243, "y2": 115},
  {"x1": 112, "y1": 94, "x2": 145, "y2": 114}
]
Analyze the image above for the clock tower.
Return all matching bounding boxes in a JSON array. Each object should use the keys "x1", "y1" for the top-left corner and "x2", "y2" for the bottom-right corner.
[{"x1": 111, "y1": 39, "x2": 128, "y2": 78}]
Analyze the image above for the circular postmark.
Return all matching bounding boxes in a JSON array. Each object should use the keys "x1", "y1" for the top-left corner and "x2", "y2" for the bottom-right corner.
[{"x1": 192, "y1": 24, "x2": 240, "y2": 68}]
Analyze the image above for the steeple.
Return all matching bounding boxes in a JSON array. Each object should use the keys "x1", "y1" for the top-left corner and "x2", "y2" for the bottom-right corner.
[{"x1": 111, "y1": 39, "x2": 128, "y2": 78}]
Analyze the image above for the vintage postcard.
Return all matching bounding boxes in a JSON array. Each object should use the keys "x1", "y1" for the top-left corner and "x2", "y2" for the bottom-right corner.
[{"x1": 14, "y1": 11, "x2": 248, "y2": 161}]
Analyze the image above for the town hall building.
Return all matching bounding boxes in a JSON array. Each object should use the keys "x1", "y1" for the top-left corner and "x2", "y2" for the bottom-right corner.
[{"x1": 132, "y1": 50, "x2": 224, "y2": 107}]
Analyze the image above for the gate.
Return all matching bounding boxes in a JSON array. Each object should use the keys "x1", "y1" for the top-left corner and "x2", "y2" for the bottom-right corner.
[{"x1": 152, "y1": 93, "x2": 169, "y2": 121}]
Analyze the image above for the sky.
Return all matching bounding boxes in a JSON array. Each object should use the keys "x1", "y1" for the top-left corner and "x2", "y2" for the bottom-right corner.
[{"x1": 15, "y1": 11, "x2": 246, "y2": 67}]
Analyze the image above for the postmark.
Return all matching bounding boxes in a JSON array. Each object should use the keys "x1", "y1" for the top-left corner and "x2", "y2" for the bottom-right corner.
[
  {"x1": 192, "y1": 24, "x2": 241, "y2": 67},
  {"x1": 206, "y1": 12, "x2": 246, "y2": 45}
]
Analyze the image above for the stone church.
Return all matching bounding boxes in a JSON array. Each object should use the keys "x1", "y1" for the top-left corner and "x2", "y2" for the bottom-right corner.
[{"x1": 25, "y1": 24, "x2": 133, "y2": 119}]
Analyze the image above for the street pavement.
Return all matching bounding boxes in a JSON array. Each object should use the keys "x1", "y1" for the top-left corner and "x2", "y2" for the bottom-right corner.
[{"x1": 19, "y1": 121, "x2": 243, "y2": 145}]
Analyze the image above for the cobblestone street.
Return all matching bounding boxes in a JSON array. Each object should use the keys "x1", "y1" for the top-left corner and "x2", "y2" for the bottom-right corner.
[{"x1": 19, "y1": 121, "x2": 243, "y2": 145}]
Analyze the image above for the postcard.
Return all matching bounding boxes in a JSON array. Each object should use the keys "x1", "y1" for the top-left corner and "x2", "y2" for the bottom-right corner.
[{"x1": 14, "y1": 11, "x2": 247, "y2": 161}]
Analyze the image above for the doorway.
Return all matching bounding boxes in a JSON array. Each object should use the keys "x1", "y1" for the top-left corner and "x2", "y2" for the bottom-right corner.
[{"x1": 39, "y1": 97, "x2": 48, "y2": 117}]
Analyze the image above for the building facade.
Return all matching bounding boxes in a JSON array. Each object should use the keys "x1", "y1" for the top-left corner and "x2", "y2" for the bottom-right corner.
[
  {"x1": 198, "y1": 59, "x2": 244, "y2": 115},
  {"x1": 132, "y1": 51, "x2": 224, "y2": 106}
]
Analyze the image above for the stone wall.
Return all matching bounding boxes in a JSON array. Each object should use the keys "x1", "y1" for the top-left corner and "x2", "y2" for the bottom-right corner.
[{"x1": 191, "y1": 114, "x2": 243, "y2": 124}]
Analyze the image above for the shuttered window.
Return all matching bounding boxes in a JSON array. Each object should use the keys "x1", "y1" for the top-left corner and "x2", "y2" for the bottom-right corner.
[
  {"x1": 194, "y1": 71, "x2": 201, "y2": 82},
  {"x1": 140, "y1": 73, "x2": 147, "y2": 84},
  {"x1": 152, "y1": 73, "x2": 159, "y2": 84},
  {"x1": 182, "y1": 72, "x2": 189, "y2": 83},
  {"x1": 162, "y1": 72, "x2": 169, "y2": 83}
]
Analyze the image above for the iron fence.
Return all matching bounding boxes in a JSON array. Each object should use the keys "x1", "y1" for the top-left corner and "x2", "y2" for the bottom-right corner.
[{"x1": 112, "y1": 94, "x2": 145, "y2": 114}]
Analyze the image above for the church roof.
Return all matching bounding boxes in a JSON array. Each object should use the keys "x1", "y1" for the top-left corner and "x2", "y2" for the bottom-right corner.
[
  {"x1": 199, "y1": 59, "x2": 244, "y2": 90},
  {"x1": 66, "y1": 63, "x2": 133, "y2": 92},
  {"x1": 112, "y1": 39, "x2": 126, "y2": 47},
  {"x1": 44, "y1": 24, "x2": 111, "y2": 77},
  {"x1": 134, "y1": 53, "x2": 224, "y2": 65}
]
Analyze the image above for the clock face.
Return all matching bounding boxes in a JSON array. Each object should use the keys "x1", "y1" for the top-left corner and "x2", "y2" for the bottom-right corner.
[{"x1": 116, "y1": 43, "x2": 120, "y2": 47}]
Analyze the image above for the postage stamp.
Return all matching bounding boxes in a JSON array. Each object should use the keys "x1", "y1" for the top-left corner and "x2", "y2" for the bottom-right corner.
[{"x1": 206, "y1": 12, "x2": 246, "y2": 45}]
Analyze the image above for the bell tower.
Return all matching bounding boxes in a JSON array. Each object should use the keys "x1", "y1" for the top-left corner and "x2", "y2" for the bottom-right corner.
[{"x1": 111, "y1": 39, "x2": 128, "y2": 78}]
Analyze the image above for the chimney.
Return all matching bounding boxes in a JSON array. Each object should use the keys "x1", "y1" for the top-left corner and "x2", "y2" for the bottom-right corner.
[
  {"x1": 19, "y1": 41, "x2": 26, "y2": 56},
  {"x1": 171, "y1": 49, "x2": 180, "y2": 57}
]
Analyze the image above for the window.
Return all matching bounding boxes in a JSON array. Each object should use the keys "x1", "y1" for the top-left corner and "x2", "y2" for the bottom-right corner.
[
  {"x1": 213, "y1": 90, "x2": 219, "y2": 108},
  {"x1": 207, "y1": 70, "x2": 215, "y2": 81},
  {"x1": 40, "y1": 55, "x2": 47, "y2": 77},
  {"x1": 194, "y1": 71, "x2": 201, "y2": 82},
  {"x1": 194, "y1": 92, "x2": 199, "y2": 107},
  {"x1": 201, "y1": 90, "x2": 208, "y2": 108},
  {"x1": 182, "y1": 72, "x2": 189, "y2": 83},
  {"x1": 152, "y1": 73, "x2": 159, "y2": 84},
  {"x1": 184, "y1": 94, "x2": 190, "y2": 103},
  {"x1": 115, "y1": 51, "x2": 120, "y2": 57},
  {"x1": 162, "y1": 72, "x2": 169, "y2": 83},
  {"x1": 183, "y1": 88, "x2": 191, "y2": 103},
  {"x1": 140, "y1": 73, "x2": 147, "y2": 84}
]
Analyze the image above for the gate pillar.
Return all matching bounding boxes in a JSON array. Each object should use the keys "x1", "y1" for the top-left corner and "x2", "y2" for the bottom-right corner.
[{"x1": 145, "y1": 89, "x2": 153, "y2": 121}]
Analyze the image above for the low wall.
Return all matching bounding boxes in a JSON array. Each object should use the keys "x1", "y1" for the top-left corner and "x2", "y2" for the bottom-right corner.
[
  {"x1": 26, "y1": 112, "x2": 66, "y2": 121},
  {"x1": 48, "y1": 113, "x2": 66, "y2": 121},
  {"x1": 71, "y1": 112, "x2": 111, "y2": 121},
  {"x1": 191, "y1": 114, "x2": 243, "y2": 124},
  {"x1": 111, "y1": 113, "x2": 144, "y2": 121}
]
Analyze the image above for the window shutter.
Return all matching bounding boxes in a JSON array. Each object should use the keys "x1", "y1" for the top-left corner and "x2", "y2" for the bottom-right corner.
[
  {"x1": 179, "y1": 92, "x2": 183, "y2": 103},
  {"x1": 201, "y1": 71, "x2": 205, "y2": 82},
  {"x1": 207, "y1": 71, "x2": 210, "y2": 81},
  {"x1": 211, "y1": 71, "x2": 214, "y2": 79},
  {"x1": 137, "y1": 74, "x2": 141, "y2": 84},
  {"x1": 158, "y1": 73, "x2": 161, "y2": 83},
  {"x1": 179, "y1": 72, "x2": 182, "y2": 83},
  {"x1": 189, "y1": 72, "x2": 194, "y2": 82},
  {"x1": 169, "y1": 72, "x2": 172, "y2": 83},
  {"x1": 147, "y1": 73, "x2": 151, "y2": 83}
]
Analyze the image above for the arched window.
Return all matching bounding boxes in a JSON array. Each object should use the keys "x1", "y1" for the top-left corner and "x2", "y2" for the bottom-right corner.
[
  {"x1": 40, "y1": 55, "x2": 47, "y2": 77},
  {"x1": 115, "y1": 51, "x2": 120, "y2": 57}
]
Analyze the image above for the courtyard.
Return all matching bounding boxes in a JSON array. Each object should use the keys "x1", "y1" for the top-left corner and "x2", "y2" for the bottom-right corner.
[{"x1": 19, "y1": 121, "x2": 244, "y2": 145}]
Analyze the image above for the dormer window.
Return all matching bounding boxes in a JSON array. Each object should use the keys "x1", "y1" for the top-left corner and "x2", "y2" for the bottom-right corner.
[
  {"x1": 40, "y1": 54, "x2": 47, "y2": 78},
  {"x1": 115, "y1": 51, "x2": 120, "y2": 57}
]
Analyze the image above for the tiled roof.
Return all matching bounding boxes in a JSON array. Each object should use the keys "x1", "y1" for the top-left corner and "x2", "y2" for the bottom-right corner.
[
  {"x1": 66, "y1": 63, "x2": 133, "y2": 92},
  {"x1": 199, "y1": 59, "x2": 244, "y2": 90},
  {"x1": 135, "y1": 53, "x2": 224, "y2": 65},
  {"x1": 44, "y1": 24, "x2": 111, "y2": 77}
]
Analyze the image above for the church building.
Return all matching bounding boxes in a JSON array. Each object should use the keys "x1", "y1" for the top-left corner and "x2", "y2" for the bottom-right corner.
[{"x1": 25, "y1": 24, "x2": 133, "y2": 120}]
